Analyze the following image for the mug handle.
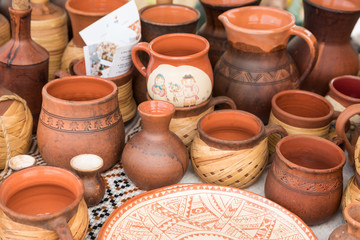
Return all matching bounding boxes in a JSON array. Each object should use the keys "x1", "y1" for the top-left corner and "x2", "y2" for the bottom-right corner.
[
  {"x1": 264, "y1": 124, "x2": 288, "y2": 139},
  {"x1": 131, "y1": 42, "x2": 151, "y2": 78},
  {"x1": 208, "y1": 96, "x2": 237, "y2": 109},
  {"x1": 289, "y1": 26, "x2": 318, "y2": 83},
  {"x1": 53, "y1": 70, "x2": 71, "y2": 79},
  {"x1": 335, "y1": 104, "x2": 360, "y2": 167},
  {"x1": 48, "y1": 217, "x2": 73, "y2": 240}
]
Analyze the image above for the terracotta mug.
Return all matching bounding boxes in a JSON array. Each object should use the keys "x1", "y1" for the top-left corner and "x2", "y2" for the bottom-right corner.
[
  {"x1": 191, "y1": 110, "x2": 287, "y2": 188},
  {"x1": 132, "y1": 33, "x2": 213, "y2": 108},
  {"x1": 37, "y1": 76, "x2": 125, "y2": 172},
  {"x1": 268, "y1": 89, "x2": 338, "y2": 154},
  {"x1": 265, "y1": 135, "x2": 345, "y2": 225},
  {"x1": 0, "y1": 166, "x2": 84, "y2": 239}
]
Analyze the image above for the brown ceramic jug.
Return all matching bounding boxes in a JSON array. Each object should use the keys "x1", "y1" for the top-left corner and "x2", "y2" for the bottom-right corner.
[
  {"x1": 197, "y1": 0, "x2": 261, "y2": 67},
  {"x1": 122, "y1": 100, "x2": 189, "y2": 190},
  {"x1": 37, "y1": 76, "x2": 125, "y2": 172},
  {"x1": 265, "y1": 135, "x2": 345, "y2": 225},
  {"x1": 288, "y1": 0, "x2": 360, "y2": 95},
  {"x1": 329, "y1": 202, "x2": 360, "y2": 240},
  {"x1": 213, "y1": 6, "x2": 318, "y2": 124},
  {"x1": 0, "y1": 166, "x2": 85, "y2": 239},
  {"x1": 0, "y1": 0, "x2": 49, "y2": 131}
]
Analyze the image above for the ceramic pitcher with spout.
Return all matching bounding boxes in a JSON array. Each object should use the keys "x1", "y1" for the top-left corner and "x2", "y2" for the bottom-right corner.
[{"x1": 213, "y1": 6, "x2": 318, "y2": 124}]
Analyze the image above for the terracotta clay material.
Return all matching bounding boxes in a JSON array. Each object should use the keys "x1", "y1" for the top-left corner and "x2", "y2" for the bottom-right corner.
[
  {"x1": 197, "y1": 0, "x2": 261, "y2": 67},
  {"x1": 37, "y1": 76, "x2": 125, "y2": 172},
  {"x1": 65, "y1": 0, "x2": 127, "y2": 47},
  {"x1": 71, "y1": 154, "x2": 105, "y2": 208},
  {"x1": 288, "y1": 0, "x2": 360, "y2": 95},
  {"x1": 213, "y1": 6, "x2": 318, "y2": 124},
  {"x1": 0, "y1": 166, "x2": 84, "y2": 239},
  {"x1": 329, "y1": 202, "x2": 360, "y2": 240},
  {"x1": 265, "y1": 135, "x2": 345, "y2": 225},
  {"x1": 327, "y1": 75, "x2": 360, "y2": 107},
  {"x1": 122, "y1": 100, "x2": 189, "y2": 190},
  {"x1": 0, "y1": 6, "x2": 49, "y2": 132},
  {"x1": 132, "y1": 33, "x2": 213, "y2": 108}
]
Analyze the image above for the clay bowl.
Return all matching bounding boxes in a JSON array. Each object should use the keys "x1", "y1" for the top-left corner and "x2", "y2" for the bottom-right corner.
[
  {"x1": 327, "y1": 75, "x2": 360, "y2": 108},
  {"x1": 0, "y1": 166, "x2": 84, "y2": 239}
]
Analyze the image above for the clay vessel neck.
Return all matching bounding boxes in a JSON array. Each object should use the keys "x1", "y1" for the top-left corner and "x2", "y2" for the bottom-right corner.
[
  {"x1": 304, "y1": 0, "x2": 360, "y2": 43},
  {"x1": 219, "y1": 6, "x2": 295, "y2": 52},
  {"x1": 344, "y1": 202, "x2": 360, "y2": 237},
  {"x1": 9, "y1": 7, "x2": 31, "y2": 40}
]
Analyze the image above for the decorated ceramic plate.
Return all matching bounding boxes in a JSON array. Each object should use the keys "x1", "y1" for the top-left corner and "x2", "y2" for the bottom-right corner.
[{"x1": 98, "y1": 184, "x2": 316, "y2": 240}]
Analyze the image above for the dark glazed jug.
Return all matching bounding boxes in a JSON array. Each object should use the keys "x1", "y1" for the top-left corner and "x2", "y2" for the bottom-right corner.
[
  {"x1": 288, "y1": 0, "x2": 360, "y2": 96},
  {"x1": 213, "y1": 6, "x2": 318, "y2": 124},
  {"x1": 197, "y1": 0, "x2": 261, "y2": 68},
  {"x1": 0, "y1": 1, "x2": 49, "y2": 131}
]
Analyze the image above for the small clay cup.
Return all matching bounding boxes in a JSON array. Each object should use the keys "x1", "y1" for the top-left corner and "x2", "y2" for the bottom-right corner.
[
  {"x1": 329, "y1": 202, "x2": 360, "y2": 240},
  {"x1": 8, "y1": 155, "x2": 36, "y2": 171},
  {"x1": 265, "y1": 135, "x2": 345, "y2": 225},
  {"x1": 191, "y1": 110, "x2": 287, "y2": 188},
  {"x1": 0, "y1": 166, "x2": 84, "y2": 239},
  {"x1": 70, "y1": 154, "x2": 105, "y2": 208}
]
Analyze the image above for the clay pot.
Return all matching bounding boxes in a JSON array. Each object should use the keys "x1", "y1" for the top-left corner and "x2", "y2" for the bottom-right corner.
[
  {"x1": 329, "y1": 202, "x2": 360, "y2": 240},
  {"x1": 288, "y1": 0, "x2": 360, "y2": 95},
  {"x1": 70, "y1": 154, "x2": 105, "y2": 208},
  {"x1": 37, "y1": 76, "x2": 125, "y2": 172},
  {"x1": 132, "y1": 33, "x2": 213, "y2": 108},
  {"x1": 265, "y1": 135, "x2": 345, "y2": 225},
  {"x1": 268, "y1": 89, "x2": 337, "y2": 153},
  {"x1": 0, "y1": 5, "x2": 49, "y2": 131},
  {"x1": 0, "y1": 166, "x2": 85, "y2": 239},
  {"x1": 191, "y1": 110, "x2": 287, "y2": 188},
  {"x1": 122, "y1": 100, "x2": 189, "y2": 190},
  {"x1": 197, "y1": 0, "x2": 261, "y2": 67}
]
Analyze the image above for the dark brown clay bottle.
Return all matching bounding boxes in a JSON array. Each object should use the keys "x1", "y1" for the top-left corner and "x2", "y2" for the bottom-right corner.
[
  {"x1": 0, "y1": 0, "x2": 49, "y2": 131},
  {"x1": 329, "y1": 202, "x2": 360, "y2": 240},
  {"x1": 122, "y1": 100, "x2": 189, "y2": 190}
]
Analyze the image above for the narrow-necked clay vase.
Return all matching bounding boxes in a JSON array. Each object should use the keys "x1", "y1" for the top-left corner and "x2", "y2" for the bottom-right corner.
[
  {"x1": 197, "y1": 0, "x2": 261, "y2": 67},
  {"x1": 0, "y1": 166, "x2": 85, "y2": 239},
  {"x1": 37, "y1": 76, "x2": 125, "y2": 172},
  {"x1": 288, "y1": 0, "x2": 360, "y2": 95},
  {"x1": 0, "y1": 0, "x2": 49, "y2": 132},
  {"x1": 213, "y1": 6, "x2": 318, "y2": 124},
  {"x1": 268, "y1": 89, "x2": 337, "y2": 154},
  {"x1": 122, "y1": 100, "x2": 189, "y2": 190},
  {"x1": 329, "y1": 202, "x2": 360, "y2": 240},
  {"x1": 70, "y1": 154, "x2": 105, "y2": 208},
  {"x1": 132, "y1": 33, "x2": 213, "y2": 108},
  {"x1": 326, "y1": 75, "x2": 360, "y2": 126},
  {"x1": 265, "y1": 135, "x2": 345, "y2": 225},
  {"x1": 191, "y1": 110, "x2": 287, "y2": 188}
]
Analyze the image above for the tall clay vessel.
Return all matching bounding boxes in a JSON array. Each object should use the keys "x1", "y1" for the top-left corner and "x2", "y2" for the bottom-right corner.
[
  {"x1": 122, "y1": 100, "x2": 189, "y2": 190},
  {"x1": 0, "y1": 0, "x2": 49, "y2": 131},
  {"x1": 213, "y1": 6, "x2": 318, "y2": 124},
  {"x1": 288, "y1": 0, "x2": 360, "y2": 96},
  {"x1": 197, "y1": 0, "x2": 261, "y2": 67}
]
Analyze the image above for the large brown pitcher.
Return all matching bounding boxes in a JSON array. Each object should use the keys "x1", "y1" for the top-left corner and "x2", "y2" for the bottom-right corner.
[
  {"x1": 288, "y1": 0, "x2": 360, "y2": 96},
  {"x1": 213, "y1": 6, "x2": 318, "y2": 124}
]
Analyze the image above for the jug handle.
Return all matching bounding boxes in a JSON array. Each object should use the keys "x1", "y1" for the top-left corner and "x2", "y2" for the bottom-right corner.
[
  {"x1": 335, "y1": 104, "x2": 360, "y2": 167},
  {"x1": 208, "y1": 96, "x2": 237, "y2": 110},
  {"x1": 48, "y1": 217, "x2": 73, "y2": 240},
  {"x1": 131, "y1": 42, "x2": 151, "y2": 78},
  {"x1": 53, "y1": 70, "x2": 71, "y2": 79},
  {"x1": 289, "y1": 26, "x2": 318, "y2": 84},
  {"x1": 265, "y1": 124, "x2": 288, "y2": 165}
]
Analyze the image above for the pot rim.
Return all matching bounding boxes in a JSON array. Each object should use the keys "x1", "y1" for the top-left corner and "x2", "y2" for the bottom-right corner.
[
  {"x1": 70, "y1": 154, "x2": 104, "y2": 172},
  {"x1": 305, "y1": 0, "x2": 360, "y2": 13},
  {"x1": 0, "y1": 166, "x2": 84, "y2": 224},
  {"x1": 275, "y1": 134, "x2": 346, "y2": 174},
  {"x1": 139, "y1": 4, "x2": 200, "y2": 27},
  {"x1": 200, "y1": 0, "x2": 261, "y2": 8},
  {"x1": 138, "y1": 100, "x2": 175, "y2": 118},
  {"x1": 218, "y1": 6, "x2": 296, "y2": 35},
  {"x1": 271, "y1": 89, "x2": 334, "y2": 128},
  {"x1": 343, "y1": 202, "x2": 360, "y2": 230},
  {"x1": 148, "y1": 33, "x2": 210, "y2": 61},
  {"x1": 197, "y1": 109, "x2": 265, "y2": 150},
  {"x1": 328, "y1": 75, "x2": 360, "y2": 104},
  {"x1": 65, "y1": 0, "x2": 125, "y2": 17},
  {"x1": 42, "y1": 76, "x2": 118, "y2": 107}
]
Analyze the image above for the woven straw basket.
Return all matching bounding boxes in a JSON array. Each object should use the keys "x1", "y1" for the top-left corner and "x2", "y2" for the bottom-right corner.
[{"x1": 0, "y1": 14, "x2": 10, "y2": 47}]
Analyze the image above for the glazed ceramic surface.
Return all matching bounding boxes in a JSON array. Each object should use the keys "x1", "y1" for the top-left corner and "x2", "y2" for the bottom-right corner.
[
  {"x1": 98, "y1": 184, "x2": 316, "y2": 239},
  {"x1": 197, "y1": 0, "x2": 261, "y2": 67},
  {"x1": 37, "y1": 76, "x2": 125, "y2": 172},
  {"x1": 213, "y1": 6, "x2": 318, "y2": 123},
  {"x1": 329, "y1": 202, "x2": 360, "y2": 240},
  {"x1": 265, "y1": 135, "x2": 345, "y2": 225},
  {"x1": 288, "y1": 0, "x2": 360, "y2": 95},
  {"x1": 132, "y1": 33, "x2": 213, "y2": 108}
]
